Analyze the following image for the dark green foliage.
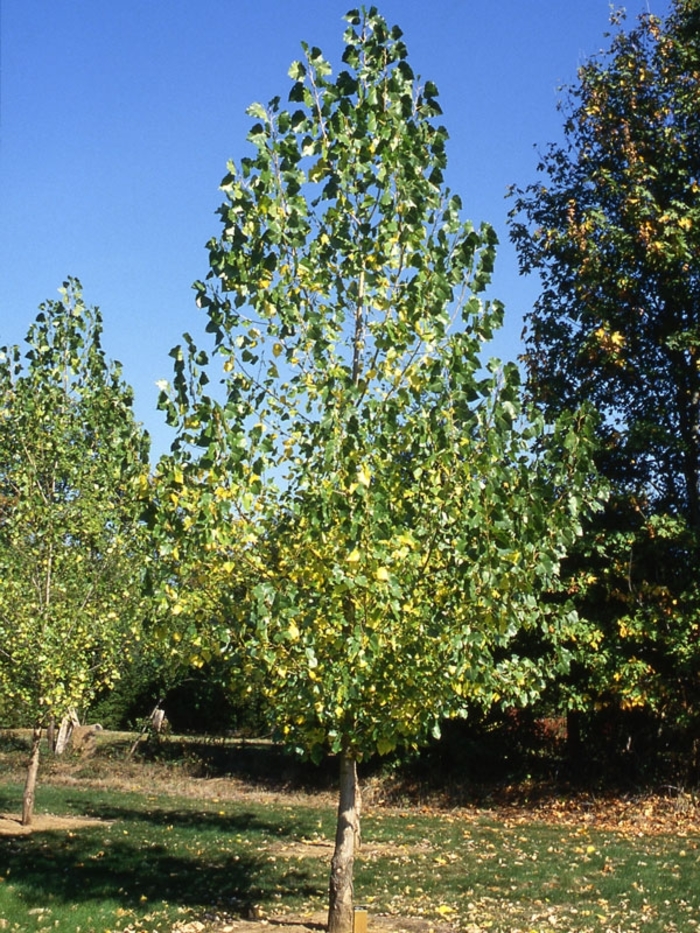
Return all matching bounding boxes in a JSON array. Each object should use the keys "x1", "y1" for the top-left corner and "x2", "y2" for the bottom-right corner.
[
  {"x1": 89, "y1": 658, "x2": 267, "y2": 736},
  {"x1": 509, "y1": 0, "x2": 700, "y2": 732}
]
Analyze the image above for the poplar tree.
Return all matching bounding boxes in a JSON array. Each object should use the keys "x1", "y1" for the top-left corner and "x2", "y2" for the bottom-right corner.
[
  {"x1": 158, "y1": 10, "x2": 603, "y2": 930},
  {"x1": 0, "y1": 280, "x2": 151, "y2": 824}
]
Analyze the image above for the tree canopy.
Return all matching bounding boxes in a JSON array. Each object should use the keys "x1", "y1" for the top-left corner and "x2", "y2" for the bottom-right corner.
[
  {"x1": 509, "y1": 0, "x2": 700, "y2": 731},
  {"x1": 0, "y1": 279, "x2": 151, "y2": 822},
  {"x1": 510, "y1": 0, "x2": 700, "y2": 523}
]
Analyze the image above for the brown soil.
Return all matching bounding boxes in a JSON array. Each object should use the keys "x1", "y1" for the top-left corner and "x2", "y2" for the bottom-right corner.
[{"x1": 0, "y1": 812, "x2": 110, "y2": 835}]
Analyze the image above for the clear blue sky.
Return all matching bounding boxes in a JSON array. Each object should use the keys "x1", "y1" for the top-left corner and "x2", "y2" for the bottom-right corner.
[{"x1": 1, "y1": 1, "x2": 669, "y2": 458}]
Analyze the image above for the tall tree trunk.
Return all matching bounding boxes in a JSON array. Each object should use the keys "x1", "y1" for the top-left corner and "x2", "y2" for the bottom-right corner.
[
  {"x1": 328, "y1": 750, "x2": 361, "y2": 933},
  {"x1": 22, "y1": 726, "x2": 42, "y2": 826}
]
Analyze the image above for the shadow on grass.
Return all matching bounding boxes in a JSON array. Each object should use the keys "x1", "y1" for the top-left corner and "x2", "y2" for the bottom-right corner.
[
  {"x1": 2, "y1": 819, "x2": 322, "y2": 916},
  {"x1": 0, "y1": 774, "x2": 326, "y2": 919},
  {"x1": 133, "y1": 736, "x2": 341, "y2": 792},
  {"x1": 70, "y1": 797, "x2": 302, "y2": 836}
]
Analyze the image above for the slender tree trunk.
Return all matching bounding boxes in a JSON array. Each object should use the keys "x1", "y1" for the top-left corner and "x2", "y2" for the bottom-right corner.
[
  {"x1": 328, "y1": 750, "x2": 361, "y2": 933},
  {"x1": 22, "y1": 726, "x2": 42, "y2": 826},
  {"x1": 47, "y1": 717, "x2": 55, "y2": 754}
]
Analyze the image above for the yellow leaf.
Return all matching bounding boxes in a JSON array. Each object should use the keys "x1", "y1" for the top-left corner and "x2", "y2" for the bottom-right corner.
[
  {"x1": 375, "y1": 566, "x2": 390, "y2": 582},
  {"x1": 347, "y1": 549, "x2": 361, "y2": 563},
  {"x1": 357, "y1": 465, "x2": 371, "y2": 488}
]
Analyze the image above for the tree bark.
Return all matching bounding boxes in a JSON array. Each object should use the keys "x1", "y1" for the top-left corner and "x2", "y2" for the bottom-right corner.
[
  {"x1": 22, "y1": 726, "x2": 42, "y2": 826},
  {"x1": 328, "y1": 750, "x2": 361, "y2": 933},
  {"x1": 566, "y1": 708, "x2": 583, "y2": 767},
  {"x1": 55, "y1": 708, "x2": 79, "y2": 756}
]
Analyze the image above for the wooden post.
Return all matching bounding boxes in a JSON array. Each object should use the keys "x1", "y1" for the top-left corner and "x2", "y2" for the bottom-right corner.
[{"x1": 353, "y1": 908, "x2": 368, "y2": 933}]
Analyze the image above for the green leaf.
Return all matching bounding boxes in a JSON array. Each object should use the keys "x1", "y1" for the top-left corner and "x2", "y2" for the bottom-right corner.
[
  {"x1": 288, "y1": 60, "x2": 305, "y2": 81},
  {"x1": 246, "y1": 101, "x2": 268, "y2": 120}
]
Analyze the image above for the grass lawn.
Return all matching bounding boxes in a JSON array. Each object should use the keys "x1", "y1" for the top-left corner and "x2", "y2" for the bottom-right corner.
[{"x1": 0, "y1": 732, "x2": 698, "y2": 933}]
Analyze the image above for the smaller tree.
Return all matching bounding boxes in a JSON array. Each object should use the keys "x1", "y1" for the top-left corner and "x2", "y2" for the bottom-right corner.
[{"x1": 0, "y1": 279, "x2": 151, "y2": 824}]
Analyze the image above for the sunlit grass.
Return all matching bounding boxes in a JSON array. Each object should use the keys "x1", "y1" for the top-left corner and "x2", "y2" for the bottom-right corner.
[
  {"x1": 356, "y1": 810, "x2": 700, "y2": 931},
  {"x1": 0, "y1": 737, "x2": 698, "y2": 932},
  {"x1": 0, "y1": 781, "x2": 333, "y2": 931}
]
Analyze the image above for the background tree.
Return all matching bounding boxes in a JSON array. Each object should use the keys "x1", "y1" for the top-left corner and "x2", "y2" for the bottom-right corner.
[
  {"x1": 509, "y1": 0, "x2": 700, "y2": 766},
  {"x1": 156, "y1": 9, "x2": 603, "y2": 931},
  {"x1": 0, "y1": 279, "x2": 151, "y2": 824}
]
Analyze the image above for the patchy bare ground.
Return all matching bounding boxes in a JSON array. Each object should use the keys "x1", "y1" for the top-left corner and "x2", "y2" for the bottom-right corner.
[{"x1": 0, "y1": 811, "x2": 111, "y2": 835}]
